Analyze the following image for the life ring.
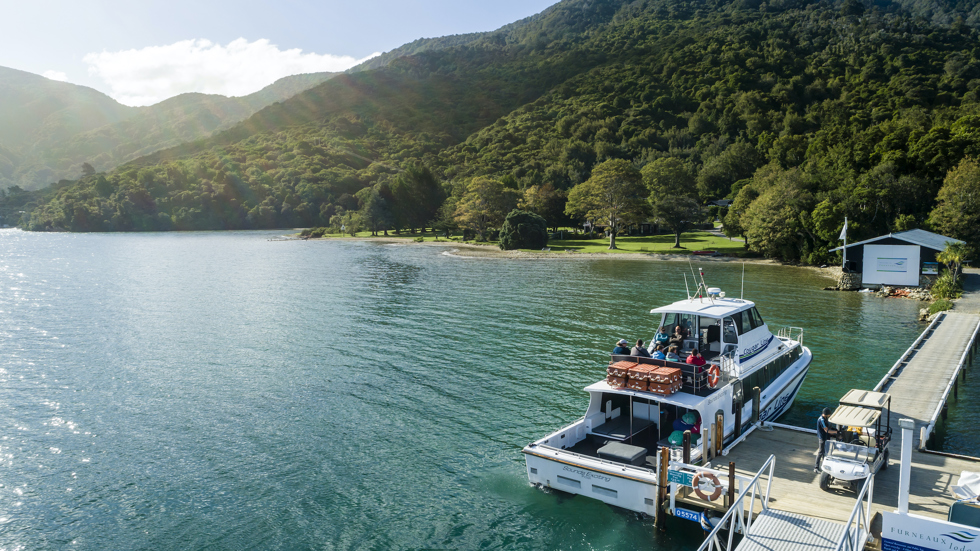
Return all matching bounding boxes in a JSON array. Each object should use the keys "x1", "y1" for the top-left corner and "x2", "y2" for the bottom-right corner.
[
  {"x1": 707, "y1": 365, "x2": 721, "y2": 388},
  {"x1": 693, "y1": 471, "x2": 723, "y2": 501}
]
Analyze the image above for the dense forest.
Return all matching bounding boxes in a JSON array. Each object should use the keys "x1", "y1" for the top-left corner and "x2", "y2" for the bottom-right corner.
[{"x1": 10, "y1": 0, "x2": 980, "y2": 263}]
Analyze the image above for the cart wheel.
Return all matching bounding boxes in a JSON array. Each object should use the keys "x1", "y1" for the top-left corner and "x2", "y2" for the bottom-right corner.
[
  {"x1": 881, "y1": 448, "x2": 889, "y2": 471},
  {"x1": 849, "y1": 480, "x2": 859, "y2": 493},
  {"x1": 819, "y1": 472, "x2": 830, "y2": 491}
]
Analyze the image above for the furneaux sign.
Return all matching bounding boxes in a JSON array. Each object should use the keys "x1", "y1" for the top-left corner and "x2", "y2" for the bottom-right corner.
[{"x1": 882, "y1": 511, "x2": 980, "y2": 551}]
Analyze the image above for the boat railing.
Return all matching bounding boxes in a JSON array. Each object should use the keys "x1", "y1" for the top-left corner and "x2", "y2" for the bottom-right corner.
[
  {"x1": 777, "y1": 326, "x2": 804, "y2": 344},
  {"x1": 696, "y1": 454, "x2": 776, "y2": 551},
  {"x1": 718, "y1": 350, "x2": 738, "y2": 381},
  {"x1": 834, "y1": 473, "x2": 875, "y2": 551}
]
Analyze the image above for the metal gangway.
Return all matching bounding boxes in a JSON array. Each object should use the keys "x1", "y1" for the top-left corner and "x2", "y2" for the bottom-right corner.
[{"x1": 695, "y1": 453, "x2": 874, "y2": 551}]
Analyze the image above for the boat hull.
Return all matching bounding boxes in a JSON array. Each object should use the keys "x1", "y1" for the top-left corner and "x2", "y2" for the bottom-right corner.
[{"x1": 523, "y1": 446, "x2": 659, "y2": 516}]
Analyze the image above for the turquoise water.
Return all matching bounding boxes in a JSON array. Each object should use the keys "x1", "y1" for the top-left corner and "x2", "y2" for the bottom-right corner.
[{"x1": 0, "y1": 230, "x2": 934, "y2": 550}]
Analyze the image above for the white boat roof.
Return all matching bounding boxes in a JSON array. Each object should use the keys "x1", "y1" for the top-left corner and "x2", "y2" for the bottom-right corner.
[
  {"x1": 650, "y1": 297, "x2": 756, "y2": 318},
  {"x1": 585, "y1": 381, "x2": 709, "y2": 408}
]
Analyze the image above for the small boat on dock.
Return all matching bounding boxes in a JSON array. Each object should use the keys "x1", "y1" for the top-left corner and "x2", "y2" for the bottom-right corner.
[{"x1": 523, "y1": 284, "x2": 812, "y2": 516}]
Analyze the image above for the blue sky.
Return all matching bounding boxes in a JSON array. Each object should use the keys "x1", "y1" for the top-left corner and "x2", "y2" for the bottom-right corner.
[{"x1": 4, "y1": 0, "x2": 557, "y2": 105}]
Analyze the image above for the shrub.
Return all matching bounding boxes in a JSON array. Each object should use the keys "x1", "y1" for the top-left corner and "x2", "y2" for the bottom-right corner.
[
  {"x1": 414, "y1": 236, "x2": 424, "y2": 242},
  {"x1": 931, "y1": 269, "x2": 962, "y2": 299},
  {"x1": 499, "y1": 209, "x2": 549, "y2": 250},
  {"x1": 929, "y1": 298, "x2": 954, "y2": 314}
]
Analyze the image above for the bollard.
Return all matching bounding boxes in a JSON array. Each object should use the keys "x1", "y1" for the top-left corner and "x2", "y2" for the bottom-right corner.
[
  {"x1": 683, "y1": 430, "x2": 692, "y2": 464},
  {"x1": 752, "y1": 386, "x2": 761, "y2": 424}
]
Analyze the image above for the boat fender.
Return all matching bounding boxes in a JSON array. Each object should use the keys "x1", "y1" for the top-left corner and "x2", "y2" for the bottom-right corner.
[
  {"x1": 693, "y1": 472, "x2": 723, "y2": 501},
  {"x1": 707, "y1": 365, "x2": 721, "y2": 388}
]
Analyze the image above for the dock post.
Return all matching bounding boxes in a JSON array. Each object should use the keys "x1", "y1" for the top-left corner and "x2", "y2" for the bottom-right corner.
[
  {"x1": 734, "y1": 400, "x2": 742, "y2": 439},
  {"x1": 657, "y1": 446, "x2": 669, "y2": 531},
  {"x1": 727, "y1": 462, "x2": 735, "y2": 510},
  {"x1": 752, "y1": 387, "x2": 761, "y2": 424},
  {"x1": 704, "y1": 423, "x2": 712, "y2": 461},
  {"x1": 955, "y1": 379, "x2": 958, "y2": 400},
  {"x1": 899, "y1": 419, "x2": 915, "y2": 513},
  {"x1": 683, "y1": 431, "x2": 691, "y2": 464},
  {"x1": 715, "y1": 413, "x2": 724, "y2": 456}
]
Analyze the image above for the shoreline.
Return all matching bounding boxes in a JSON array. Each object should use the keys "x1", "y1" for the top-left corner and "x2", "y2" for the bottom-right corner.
[{"x1": 309, "y1": 235, "x2": 841, "y2": 280}]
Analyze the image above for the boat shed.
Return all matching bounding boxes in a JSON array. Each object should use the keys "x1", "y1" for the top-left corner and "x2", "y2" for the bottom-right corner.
[{"x1": 828, "y1": 229, "x2": 963, "y2": 287}]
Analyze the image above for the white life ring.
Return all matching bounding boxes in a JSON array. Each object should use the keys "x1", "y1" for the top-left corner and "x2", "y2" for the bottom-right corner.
[{"x1": 708, "y1": 365, "x2": 721, "y2": 388}]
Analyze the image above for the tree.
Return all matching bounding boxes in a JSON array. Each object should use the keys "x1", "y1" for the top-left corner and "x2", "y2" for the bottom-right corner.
[
  {"x1": 391, "y1": 164, "x2": 446, "y2": 233},
  {"x1": 936, "y1": 241, "x2": 970, "y2": 282},
  {"x1": 356, "y1": 187, "x2": 393, "y2": 236},
  {"x1": 81, "y1": 162, "x2": 95, "y2": 177},
  {"x1": 740, "y1": 167, "x2": 817, "y2": 261},
  {"x1": 651, "y1": 196, "x2": 700, "y2": 248},
  {"x1": 565, "y1": 159, "x2": 650, "y2": 250},
  {"x1": 928, "y1": 158, "x2": 980, "y2": 248},
  {"x1": 499, "y1": 209, "x2": 549, "y2": 250},
  {"x1": 519, "y1": 183, "x2": 569, "y2": 231},
  {"x1": 329, "y1": 208, "x2": 361, "y2": 237},
  {"x1": 642, "y1": 157, "x2": 697, "y2": 199},
  {"x1": 454, "y1": 177, "x2": 518, "y2": 241}
]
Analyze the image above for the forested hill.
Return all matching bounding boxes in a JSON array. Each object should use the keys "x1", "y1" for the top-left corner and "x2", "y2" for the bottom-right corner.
[
  {"x1": 0, "y1": 69, "x2": 337, "y2": 191},
  {"x1": 13, "y1": 0, "x2": 980, "y2": 262}
]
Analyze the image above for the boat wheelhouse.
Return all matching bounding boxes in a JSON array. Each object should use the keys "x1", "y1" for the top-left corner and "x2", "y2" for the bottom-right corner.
[{"x1": 523, "y1": 288, "x2": 811, "y2": 515}]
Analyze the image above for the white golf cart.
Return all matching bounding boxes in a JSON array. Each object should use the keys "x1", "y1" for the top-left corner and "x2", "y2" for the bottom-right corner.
[{"x1": 819, "y1": 389, "x2": 892, "y2": 493}]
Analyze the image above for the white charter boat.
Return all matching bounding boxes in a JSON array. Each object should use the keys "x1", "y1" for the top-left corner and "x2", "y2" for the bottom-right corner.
[{"x1": 523, "y1": 286, "x2": 811, "y2": 516}]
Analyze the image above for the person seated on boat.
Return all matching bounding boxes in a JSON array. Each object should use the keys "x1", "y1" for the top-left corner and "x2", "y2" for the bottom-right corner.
[
  {"x1": 631, "y1": 339, "x2": 651, "y2": 358},
  {"x1": 665, "y1": 345, "x2": 680, "y2": 362},
  {"x1": 653, "y1": 326, "x2": 671, "y2": 349},
  {"x1": 686, "y1": 349, "x2": 706, "y2": 371},
  {"x1": 669, "y1": 325, "x2": 688, "y2": 348},
  {"x1": 651, "y1": 344, "x2": 667, "y2": 360},
  {"x1": 613, "y1": 339, "x2": 631, "y2": 355}
]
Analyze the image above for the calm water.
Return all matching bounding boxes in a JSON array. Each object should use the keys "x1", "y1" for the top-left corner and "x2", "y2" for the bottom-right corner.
[{"x1": 0, "y1": 230, "x2": 952, "y2": 550}]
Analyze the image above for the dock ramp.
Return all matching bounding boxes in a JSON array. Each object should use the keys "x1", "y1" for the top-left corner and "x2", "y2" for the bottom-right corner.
[{"x1": 733, "y1": 509, "x2": 854, "y2": 551}]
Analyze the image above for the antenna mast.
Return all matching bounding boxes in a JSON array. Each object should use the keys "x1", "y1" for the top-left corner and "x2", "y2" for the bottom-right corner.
[{"x1": 741, "y1": 262, "x2": 745, "y2": 299}]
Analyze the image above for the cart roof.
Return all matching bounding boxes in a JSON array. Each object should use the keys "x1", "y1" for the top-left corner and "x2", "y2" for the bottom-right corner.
[
  {"x1": 839, "y1": 389, "x2": 890, "y2": 409},
  {"x1": 828, "y1": 405, "x2": 882, "y2": 427}
]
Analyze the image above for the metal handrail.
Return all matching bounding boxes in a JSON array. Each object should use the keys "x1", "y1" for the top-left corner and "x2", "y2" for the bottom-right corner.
[
  {"x1": 922, "y1": 316, "x2": 980, "y2": 447},
  {"x1": 873, "y1": 313, "x2": 945, "y2": 393},
  {"x1": 777, "y1": 326, "x2": 805, "y2": 345},
  {"x1": 834, "y1": 473, "x2": 875, "y2": 551},
  {"x1": 696, "y1": 454, "x2": 776, "y2": 551}
]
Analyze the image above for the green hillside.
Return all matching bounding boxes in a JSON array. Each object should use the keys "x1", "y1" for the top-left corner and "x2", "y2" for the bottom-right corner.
[
  {"x1": 0, "y1": 69, "x2": 337, "y2": 191},
  {"x1": 12, "y1": 0, "x2": 980, "y2": 262}
]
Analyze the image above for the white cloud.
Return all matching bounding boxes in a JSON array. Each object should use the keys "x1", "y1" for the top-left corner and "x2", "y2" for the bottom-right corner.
[
  {"x1": 43, "y1": 70, "x2": 68, "y2": 82},
  {"x1": 83, "y1": 38, "x2": 380, "y2": 106}
]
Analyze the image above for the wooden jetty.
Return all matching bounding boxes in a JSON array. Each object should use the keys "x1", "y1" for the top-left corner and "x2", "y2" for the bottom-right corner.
[{"x1": 684, "y1": 310, "x2": 980, "y2": 550}]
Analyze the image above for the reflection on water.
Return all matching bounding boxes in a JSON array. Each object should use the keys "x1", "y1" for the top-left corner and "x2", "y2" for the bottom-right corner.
[{"x1": 0, "y1": 230, "x2": 942, "y2": 550}]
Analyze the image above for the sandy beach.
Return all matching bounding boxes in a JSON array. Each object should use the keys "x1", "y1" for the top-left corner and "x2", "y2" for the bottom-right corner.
[{"x1": 308, "y1": 235, "x2": 841, "y2": 280}]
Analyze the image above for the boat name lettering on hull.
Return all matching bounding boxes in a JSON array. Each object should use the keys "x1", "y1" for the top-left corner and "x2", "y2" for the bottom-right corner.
[{"x1": 562, "y1": 466, "x2": 611, "y2": 483}]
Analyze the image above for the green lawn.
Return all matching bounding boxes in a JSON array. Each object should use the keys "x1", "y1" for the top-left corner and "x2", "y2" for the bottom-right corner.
[
  {"x1": 304, "y1": 228, "x2": 749, "y2": 256},
  {"x1": 547, "y1": 231, "x2": 748, "y2": 255}
]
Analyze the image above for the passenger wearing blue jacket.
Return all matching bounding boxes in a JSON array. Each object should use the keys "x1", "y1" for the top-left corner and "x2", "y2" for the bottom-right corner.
[{"x1": 613, "y1": 339, "x2": 631, "y2": 355}]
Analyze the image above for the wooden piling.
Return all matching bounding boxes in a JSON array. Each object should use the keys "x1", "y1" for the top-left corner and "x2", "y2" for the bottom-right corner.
[
  {"x1": 715, "y1": 413, "x2": 724, "y2": 456},
  {"x1": 727, "y1": 462, "x2": 736, "y2": 510},
  {"x1": 752, "y1": 386, "x2": 761, "y2": 424},
  {"x1": 734, "y1": 400, "x2": 742, "y2": 439},
  {"x1": 683, "y1": 430, "x2": 691, "y2": 464}
]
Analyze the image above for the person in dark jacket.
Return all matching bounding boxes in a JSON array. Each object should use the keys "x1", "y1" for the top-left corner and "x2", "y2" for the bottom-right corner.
[
  {"x1": 613, "y1": 339, "x2": 631, "y2": 355},
  {"x1": 815, "y1": 407, "x2": 838, "y2": 472},
  {"x1": 631, "y1": 339, "x2": 651, "y2": 357}
]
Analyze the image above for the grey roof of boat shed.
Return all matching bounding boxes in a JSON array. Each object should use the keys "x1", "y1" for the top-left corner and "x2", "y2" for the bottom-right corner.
[{"x1": 828, "y1": 228, "x2": 964, "y2": 252}]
